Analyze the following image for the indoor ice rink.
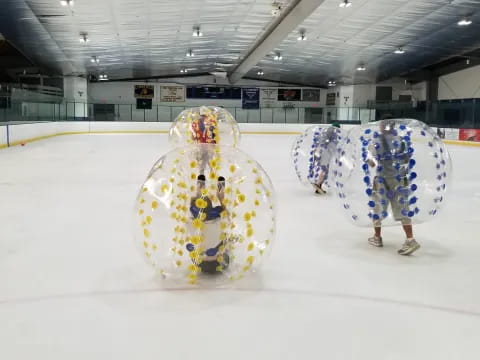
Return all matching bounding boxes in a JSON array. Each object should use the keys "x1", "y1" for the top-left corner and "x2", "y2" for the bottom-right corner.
[{"x1": 1, "y1": 0, "x2": 480, "y2": 359}]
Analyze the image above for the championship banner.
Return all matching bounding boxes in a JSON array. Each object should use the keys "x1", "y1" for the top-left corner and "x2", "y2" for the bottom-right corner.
[
  {"x1": 160, "y1": 85, "x2": 185, "y2": 102},
  {"x1": 459, "y1": 128, "x2": 480, "y2": 142},
  {"x1": 134, "y1": 85, "x2": 154, "y2": 99},
  {"x1": 241, "y1": 88, "x2": 260, "y2": 109},
  {"x1": 302, "y1": 89, "x2": 320, "y2": 102},
  {"x1": 260, "y1": 88, "x2": 277, "y2": 107}
]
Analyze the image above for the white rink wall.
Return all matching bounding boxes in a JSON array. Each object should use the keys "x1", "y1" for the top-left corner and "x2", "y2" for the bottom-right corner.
[
  {"x1": 0, "y1": 125, "x2": 7, "y2": 148},
  {"x1": 0, "y1": 121, "x2": 474, "y2": 148},
  {"x1": 0, "y1": 121, "x2": 332, "y2": 147}
]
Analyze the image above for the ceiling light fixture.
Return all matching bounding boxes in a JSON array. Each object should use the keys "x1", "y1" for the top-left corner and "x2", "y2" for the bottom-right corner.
[
  {"x1": 328, "y1": 80, "x2": 336, "y2": 86},
  {"x1": 458, "y1": 17, "x2": 472, "y2": 26},
  {"x1": 186, "y1": 49, "x2": 195, "y2": 57},
  {"x1": 297, "y1": 31, "x2": 307, "y2": 41},
  {"x1": 394, "y1": 47, "x2": 405, "y2": 54},
  {"x1": 356, "y1": 65, "x2": 366, "y2": 71},
  {"x1": 180, "y1": 68, "x2": 188, "y2": 73},
  {"x1": 192, "y1": 27, "x2": 203, "y2": 37},
  {"x1": 257, "y1": 70, "x2": 264, "y2": 76},
  {"x1": 274, "y1": 52, "x2": 283, "y2": 61},
  {"x1": 79, "y1": 33, "x2": 89, "y2": 43},
  {"x1": 90, "y1": 56, "x2": 99, "y2": 64},
  {"x1": 339, "y1": 0, "x2": 352, "y2": 8},
  {"x1": 60, "y1": 0, "x2": 74, "y2": 6},
  {"x1": 98, "y1": 74, "x2": 108, "y2": 81}
]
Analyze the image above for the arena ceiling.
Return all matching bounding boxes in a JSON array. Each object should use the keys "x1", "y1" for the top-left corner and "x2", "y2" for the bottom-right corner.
[{"x1": 0, "y1": 0, "x2": 480, "y2": 86}]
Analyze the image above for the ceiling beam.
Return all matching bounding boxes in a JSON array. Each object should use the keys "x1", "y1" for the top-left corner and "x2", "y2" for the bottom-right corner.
[{"x1": 228, "y1": 0, "x2": 327, "y2": 84}]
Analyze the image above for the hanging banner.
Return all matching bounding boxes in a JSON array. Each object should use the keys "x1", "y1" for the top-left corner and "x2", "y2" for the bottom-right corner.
[
  {"x1": 186, "y1": 86, "x2": 241, "y2": 99},
  {"x1": 260, "y1": 88, "x2": 277, "y2": 107},
  {"x1": 459, "y1": 128, "x2": 480, "y2": 142},
  {"x1": 326, "y1": 92, "x2": 336, "y2": 106},
  {"x1": 278, "y1": 89, "x2": 301, "y2": 101},
  {"x1": 302, "y1": 89, "x2": 320, "y2": 102},
  {"x1": 160, "y1": 85, "x2": 185, "y2": 102},
  {"x1": 134, "y1": 85, "x2": 154, "y2": 99},
  {"x1": 242, "y1": 88, "x2": 260, "y2": 109}
]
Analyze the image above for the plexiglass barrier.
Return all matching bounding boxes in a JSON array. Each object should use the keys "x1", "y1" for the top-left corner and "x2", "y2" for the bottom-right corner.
[{"x1": 1, "y1": 98, "x2": 479, "y2": 128}]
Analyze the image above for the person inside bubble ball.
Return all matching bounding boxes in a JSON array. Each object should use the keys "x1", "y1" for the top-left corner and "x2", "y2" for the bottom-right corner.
[
  {"x1": 312, "y1": 122, "x2": 341, "y2": 195},
  {"x1": 367, "y1": 118, "x2": 421, "y2": 255},
  {"x1": 187, "y1": 174, "x2": 231, "y2": 274},
  {"x1": 191, "y1": 107, "x2": 218, "y2": 174}
]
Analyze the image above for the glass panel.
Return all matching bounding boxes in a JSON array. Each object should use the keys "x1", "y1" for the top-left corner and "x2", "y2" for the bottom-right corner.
[
  {"x1": 272, "y1": 108, "x2": 285, "y2": 123},
  {"x1": 260, "y1": 108, "x2": 274, "y2": 123}
]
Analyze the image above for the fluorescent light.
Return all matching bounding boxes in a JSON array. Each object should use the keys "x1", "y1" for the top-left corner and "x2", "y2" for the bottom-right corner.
[
  {"x1": 90, "y1": 56, "x2": 99, "y2": 64},
  {"x1": 328, "y1": 80, "x2": 336, "y2": 86},
  {"x1": 257, "y1": 70, "x2": 264, "y2": 76},
  {"x1": 60, "y1": 0, "x2": 74, "y2": 6},
  {"x1": 79, "y1": 33, "x2": 89, "y2": 43},
  {"x1": 394, "y1": 47, "x2": 405, "y2": 54},
  {"x1": 274, "y1": 53, "x2": 283, "y2": 61},
  {"x1": 99, "y1": 74, "x2": 108, "y2": 81},
  {"x1": 297, "y1": 33, "x2": 307, "y2": 41},
  {"x1": 339, "y1": 0, "x2": 352, "y2": 8},
  {"x1": 192, "y1": 27, "x2": 203, "y2": 37},
  {"x1": 458, "y1": 18, "x2": 472, "y2": 26},
  {"x1": 180, "y1": 68, "x2": 187, "y2": 73},
  {"x1": 186, "y1": 49, "x2": 194, "y2": 57},
  {"x1": 356, "y1": 65, "x2": 366, "y2": 71}
]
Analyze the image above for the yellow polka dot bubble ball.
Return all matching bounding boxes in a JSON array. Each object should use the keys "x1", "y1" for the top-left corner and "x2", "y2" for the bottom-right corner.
[
  {"x1": 133, "y1": 144, "x2": 276, "y2": 286},
  {"x1": 169, "y1": 106, "x2": 241, "y2": 148}
]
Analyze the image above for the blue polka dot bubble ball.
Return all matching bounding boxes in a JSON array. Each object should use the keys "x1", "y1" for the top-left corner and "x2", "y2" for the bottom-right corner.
[
  {"x1": 291, "y1": 125, "x2": 344, "y2": 189},
  {"x1": 330, "y1": 119, "x2": 452, "y2": 227}
]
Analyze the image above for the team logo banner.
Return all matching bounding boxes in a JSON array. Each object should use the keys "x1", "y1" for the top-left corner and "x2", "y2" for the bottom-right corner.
[{"x1": 134, "y1": 85, "x2": 154, "y2": 99}]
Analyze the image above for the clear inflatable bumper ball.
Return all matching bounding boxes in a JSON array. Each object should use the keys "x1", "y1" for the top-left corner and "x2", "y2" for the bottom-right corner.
[
  {"x1": 169, "y1": 106, "x2": 241, "y2": 148},
  {"x1": 292, "y1": 125, "x2": 345, "y2": 189},
  {"x1": 330, "y1": 119, "x2": 451, "y2": 227},
  {"x1": 134, "y1": 144, "x2": 276, "y2": 286}
]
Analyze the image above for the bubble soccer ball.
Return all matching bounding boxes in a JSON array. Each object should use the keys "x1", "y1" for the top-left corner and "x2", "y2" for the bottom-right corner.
[
  {"x1": 134, "y1": 144, "x2": 276, "y2": 285},
  {"x1": 330, "y1": 119, "x2": 451, "y2": 227},
  {"x1": 292, "y1": 125, "x2": 344, "y2": 188},
  {"x1": 169, "y1": 106, "x2": 241, "y2": 148}
]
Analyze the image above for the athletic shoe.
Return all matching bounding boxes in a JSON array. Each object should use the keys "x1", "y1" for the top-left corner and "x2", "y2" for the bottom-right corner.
[
  {"x1": 398, "y1": 238, "x2": 420, "y2": 256},
  {"x1": 368, "y1": 236, "x2": 383, "y2": 247},
  {"x1": 313, "y1": 184, "x2": 326, "y2": 195}
]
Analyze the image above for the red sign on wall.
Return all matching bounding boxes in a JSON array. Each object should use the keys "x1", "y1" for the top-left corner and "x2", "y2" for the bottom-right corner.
[{"x1": 459, "y1": 129, "x2": 480, "y2": 142}]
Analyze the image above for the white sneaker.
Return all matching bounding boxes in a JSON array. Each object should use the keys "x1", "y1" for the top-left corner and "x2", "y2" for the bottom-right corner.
[
  {"x1": 368, "y1": 236, "x2": 383, "y2": 247},
  {"x1": 398, "y1": 238, "x2": 421, "y2": 256}
]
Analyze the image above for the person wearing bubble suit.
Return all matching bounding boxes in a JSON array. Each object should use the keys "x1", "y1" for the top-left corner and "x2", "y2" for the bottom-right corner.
[
  {"x1": 330, "y1": 117, "x2": 451, "y2": 256},
  {"x1": 312, "y1": 122, "x2": 341, "y2": 195},
  {"x1": 291, "y1": 122, "x2": 342, "y2": 195},
  {"x1": 134, "y1": 144, "x2": 275, "y2": 285},
  {"x1": 188, "y1": 174, "x2": 232, "y2": 274},
  {"x1": 365, "y1": 118, "x2": 419, "y2": 255},
  {"x1": 169, "y1": 106, "x2": 241, "y2": 175}
]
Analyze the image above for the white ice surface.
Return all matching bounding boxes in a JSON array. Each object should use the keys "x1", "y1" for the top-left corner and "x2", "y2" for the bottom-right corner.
[{"x1": 0, "y1": 133, "x2": 479, "y2": 360}]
